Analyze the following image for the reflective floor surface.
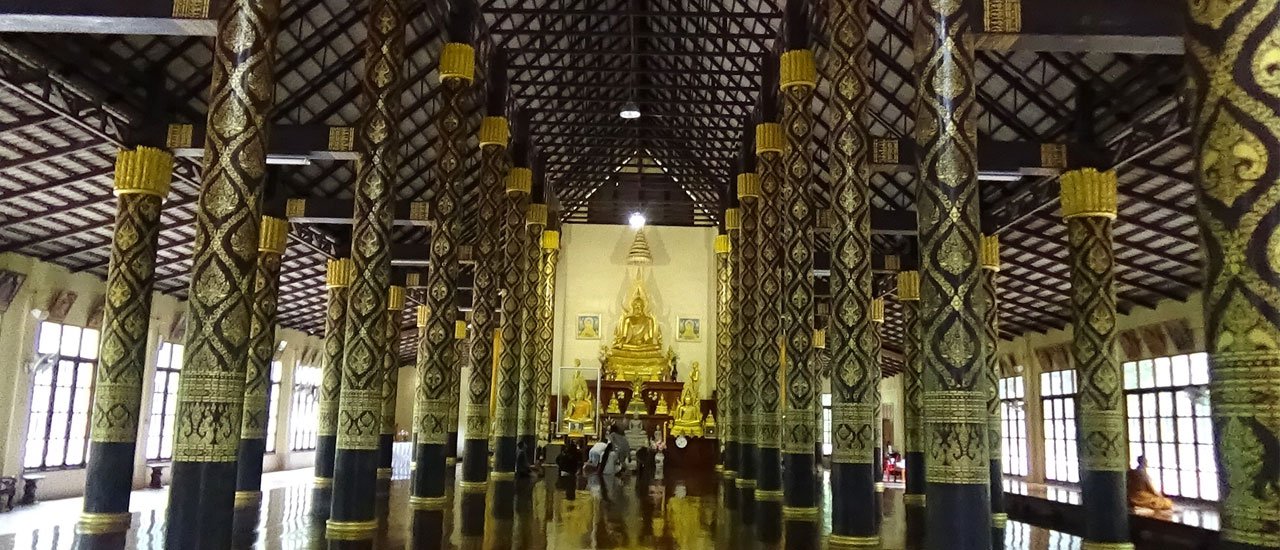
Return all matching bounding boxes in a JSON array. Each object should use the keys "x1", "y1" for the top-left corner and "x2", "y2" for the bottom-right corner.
[{"x1": 0, "y1": 468, "x2": 1082, "y2": 549}]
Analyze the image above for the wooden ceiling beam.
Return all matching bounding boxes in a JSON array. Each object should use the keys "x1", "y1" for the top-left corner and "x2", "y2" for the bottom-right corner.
[
  {"x1": 968, "y1": 0, "x2": 1183, "y2": 54},
  {"x1": 0, "y1": 0, "x2": 224, "y2": 35}
]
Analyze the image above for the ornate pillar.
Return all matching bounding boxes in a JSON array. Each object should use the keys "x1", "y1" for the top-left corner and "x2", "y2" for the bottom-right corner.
[
  {"x1": 913, "y1": 0, "x2": 990, "y2": 545},
  {"x1": 779, "y1": 46, "x2": 820, "y2": 517},
  {"x1": 78, "y1": 148, "x2": 172, "y2": 542},
  {"x1": 447, "y1": 318, "x2": 467, "y2": 465},
  {"x1": 1186, "y1": 4, "x2": 1280, "y2": 546},
  {"x1": 714, "y1": 232, "x2": 733, "y2": 476},
  {"x1": 980, "y1": 235, "x2": 1006, "y2": 547},
  {"x1": 410, "y1": 38, "x2": 471, "y2": 510},
  {"x1": 724, "y1": 205, "x2": 744, "y2": 511},
  {"x1": 736, "y1": 169, "x2": 761, "y2": 522},
  {"x1": 314, "y1": 258, "x2": 353, "y2": 518},
  {"x1": 825, "y1": 0, "x2": 876, "y2": 537},
  {"x1": 464, "y1": 112, "x2": 509, "y2": 487},
  {"x1": 378, "y1": 286, "x2": 405, "y2": 487},
  {"x1": 232, "y1": 216, "x2": 289, "y2": 520},
  {"x1": 165, "y1": 0, "x2": 281, "y2": 545},
  {"x1": 870, "y1": 298, "x2": 886, "y2": 527},
  {"x1": 754, "y1": 121, "x2": 786, "y2": 527},
  {"x1": 494, "y1": 163, "x2": 532, "y2": 478},
  {"x1": 898, "y1": 270, "x2": 926, "y2": 507},
  {"x1": 518, "y1": 203, "x2": 547, "y2": 455},
  {"x1": 535, "y1": 229, "x2": 560, "y2": 444},
  {"x1": 1060, "y1": 169, "x2": 1130, "y2": 550},
  {"x1": 327, "y1": 0, "x2": 407, "y2": 539}
]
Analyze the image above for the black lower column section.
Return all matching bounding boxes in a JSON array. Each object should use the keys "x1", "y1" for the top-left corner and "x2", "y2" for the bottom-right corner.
[
  {"x1": 77, "y1": 442, "x2": 136, "y2": 548},
  {"x1": 376, "y1": 434, "x2": 393, "y2": 493},
  {"x1": 516, "y1": 434, "x2": 536, "y2": 472},
  {"x1": 905, "y1": 498, "x2": 927, "y2": 550},
  {"x1": 782, "y1": 452, "x2": 816, "y2": 510},
  {"x1": 412, "y1": 510, "x2": 447, "y2": 549},
  {"x1": 737, "y1": 442, "x2": 757, "y2": 524},
  {"x1": 232, "y1": 437, "x2": 267, "y2": 534},
  {"x1": 756, "y1": 446, "x2": 783, "y2": 542},
  {"x1": 1082, "y1": 470, "x2": 1129, "y2": 547},
  {"x1": 904, "y1": 450, "x2": 926, "y2": 508},
  {"x1": 494, "y1": 435, "x2": 517, "y2": 478},
  {"x1": 873, "y1": 446, "x2": 884, "y2": 529},
  {"x1": 925, "y1": 484, "x2": 991, "y2": 550},
  {"x1": 313, "y1": 435, "x2": 337, "y2": 518},
  {"x1": 461, "y1": 439, "x2": 489, "y2": 488},
  {"x1": 446, "y1": 432, "x2": 459, "y2": 467},
  {"x1": 830, "y1": 462, "x2": 877, "y2": 547},
  {"x1": 411, "y1": 442, "x2": 448, "y2": 508},
  {"x1": 460, "y1": 490, "x2": 487, "y2": 541},
  {"x1": 990, "y1": 459, "x2": 1005, "y2": 548},
  {"x1": 327, "y1": 449, "x2": 379, "y2": 541},
  {"x1": 165, "y1": 462, "x2": 239, "y2": 548}
]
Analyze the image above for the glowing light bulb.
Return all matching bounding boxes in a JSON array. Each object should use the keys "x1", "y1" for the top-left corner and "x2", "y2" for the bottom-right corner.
[{"x1": 629, "y1": 212, "x2": 646, "y2": 229}]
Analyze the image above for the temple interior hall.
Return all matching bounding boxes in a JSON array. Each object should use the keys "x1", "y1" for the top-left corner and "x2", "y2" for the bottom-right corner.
[{"x1": 0, "y1": 0, "x2": 1272, "y2": 549}]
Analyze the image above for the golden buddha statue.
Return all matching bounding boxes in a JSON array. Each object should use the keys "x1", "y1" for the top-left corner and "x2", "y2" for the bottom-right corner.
[
  {"x1": 606, "y1": 394, "x2": 621, "y2": 414},
  {"x1": 606, "y1": 287, "x2": 669, "y2": 380},
  {"x1": 562, "y1": 371, "x2": 596, "y2": 435},
  {"x1": 671, "y1": 362, "x2": 705, "y2": 437}
]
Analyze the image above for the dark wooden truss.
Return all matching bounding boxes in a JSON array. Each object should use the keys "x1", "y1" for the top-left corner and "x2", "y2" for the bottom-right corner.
[{"x1": 0, "y1": 0, "x2": 1199, "y2": 376}]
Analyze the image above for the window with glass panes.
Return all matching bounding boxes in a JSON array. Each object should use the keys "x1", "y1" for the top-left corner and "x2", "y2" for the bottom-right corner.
[
  {"x1": 24, "y1": 322, "x2": 99, "y2": 470},
  {"x1": 1041, "y1": 369, "x2": 1080, "y2": 483},
  {"x1": 146, "y1": 341, "x2": 182, "y2": 461},
  {"x1": 290, "y1": 365, "x2": 320, "y2": 451},
  {"x1": 1123, "y1": 352, "x2": 1217, "y2": 501},
  {"x1": 821, "y1": 393, "x2": 832, "y2": 456},
  {"x1": 999, "y1": 376, "x2": 1028, "y2": 476},
  {"x1": 265, "y1": 360, "x2": 283, "y2": 453}
]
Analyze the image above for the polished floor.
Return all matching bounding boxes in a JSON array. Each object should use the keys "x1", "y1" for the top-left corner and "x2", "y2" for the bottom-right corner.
[{"x1": 0, "y1": 467, "x2": 1082, "y2": 549}]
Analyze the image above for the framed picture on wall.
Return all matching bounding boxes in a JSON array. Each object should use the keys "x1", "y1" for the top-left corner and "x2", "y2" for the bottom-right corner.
[
  {"x1": 576, "y1": 314, "x2": 602, "y2": 340},
  {"x1": 675, "y1": 316, "x2": 701, "y2": 342}
]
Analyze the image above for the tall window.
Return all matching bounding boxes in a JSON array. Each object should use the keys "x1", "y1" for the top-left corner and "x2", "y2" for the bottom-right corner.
[
  {"x1": 265, "y1": 360, "x2": 283, "y2": 453},
  {"x1": 999, "y1": 376, "x2": 1029, "y2": 476},
  {"x1": 1123, "y1": 352, "x2": 1217, "y2": 501},
  {"x1": 1041, "y1": 370, "x2": 1080, "y2": 483},
  {"x1": 24, "y1": 322, "x2": 98, "y2": 470},
  {"x1": 821, "y1": 393, "x2": 832, "y2": 456},
  {"x1": 146, "y1": 341, "x2": 183, "y2": 461},
  {"x1": 290, "y1": 365, "x2": 320, "y2": 451}
]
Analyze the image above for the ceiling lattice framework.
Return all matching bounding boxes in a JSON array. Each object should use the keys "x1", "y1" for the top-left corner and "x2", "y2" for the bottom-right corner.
[{"x1": 0, "y1": 0, "x2": 1200, "y2": 374}]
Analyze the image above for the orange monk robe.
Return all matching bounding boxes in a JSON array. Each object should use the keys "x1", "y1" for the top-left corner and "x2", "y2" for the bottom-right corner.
[{"x1": 1127, "y1": 467, "x2": 1173, "y2": 511}]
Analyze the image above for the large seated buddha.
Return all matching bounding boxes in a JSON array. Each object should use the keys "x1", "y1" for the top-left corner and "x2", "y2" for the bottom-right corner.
[{"x1": 606, "y1": 292, "x2": 668, "y2": 381}]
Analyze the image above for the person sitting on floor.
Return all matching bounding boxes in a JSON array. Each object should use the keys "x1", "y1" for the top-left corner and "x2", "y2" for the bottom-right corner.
[
  {"x1": 557, "y1": 436, "x2": 583, "y2": 477},
  {"x1": 1127, "y1": 455, "x2": 1174, "y2": 511}
]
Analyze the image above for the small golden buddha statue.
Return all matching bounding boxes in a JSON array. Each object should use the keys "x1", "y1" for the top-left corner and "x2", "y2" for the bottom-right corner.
[
  {"x1": 606, "y1": 395, "x2": 621, "y2": 414},
  {"x1": 562, "y1": 371, "x2": 596, "y2": 434},
  {"x1": 671, "y1": 362, "x2": 705, "y2": 437},
  {"x1": 655, "y1": 395, "x2": 670, "y2": 415}
]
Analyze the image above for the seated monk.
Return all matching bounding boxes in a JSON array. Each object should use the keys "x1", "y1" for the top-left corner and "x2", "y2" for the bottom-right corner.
[{"x1": 1127, "y1": 455, "x2": 1173, "y2": 511}]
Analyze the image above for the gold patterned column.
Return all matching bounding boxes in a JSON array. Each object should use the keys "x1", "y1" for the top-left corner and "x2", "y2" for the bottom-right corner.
[
  {"x1": 898, "y1": 271, "x2": 926, "y2": 506},
  {"x1": 737, "y1": 170, "x2": 763, "y2": 520},
  {"x1": 232, "y1": 216, "x2": 289, "y2": 516},
  {"x1": 313, "y1": 258, "x2": 352, "y2": 518},
  {"x1": 1187, "y1": 3, "x2": 1280, "y2": 547},
  {"x1": 1060, "y1": 169, "x2": 1131, "y2": 550},
  {"x1": 754, "y1": 123, "x2": 786, "y2": 520},
  {"x1": 535, "y1": 230, "x2": 560, "y2": 444},
  {"x1": 79, "y1": 148, "x2": 172, "y2": 540},
  {"x1": 725, "y1": 206, "x2": 746, "y2": 507},
  {"x1": 913, "y1": 0, "x2": 990, "y2": 545},
  {"x1": 824, "y1": 0, "x2": 876, "y2": 539},
  {"x1": 378, "y1": 287, "x2": 405, "y2": 484},
  {"x1": 714, "y1": 233, "x2": 733, "y2": 475},
  {"x1": 518, "y1": 203, "x2": 546, "y2": 455},
  {"x1": 327, "y1": 0, "x2": 407, "y2": 538},
  {"x1": 870, "y1": 298, "x2": 886, "y2": 525},
  {"x1": 447, "y1": 319, "x2": 467, "y2": 465},
  {"x1": 165, "y1": 0, "x2": 282, "y2": 545},
  {"x1": 463, "y1": 115, "x2": 509, "y2": 486},
  {"x1": 779, "y1": 47, "x2": 819, "y2": 515},
  {"x1": 980, "y1": 235, "x2": 1007, "y2": 543},
  {"x1": 409, "y1": 39, "x2": 471, "y2": 511},
  {"x1": 494, "y1": 165, "x2": 531, "y2": 477}
]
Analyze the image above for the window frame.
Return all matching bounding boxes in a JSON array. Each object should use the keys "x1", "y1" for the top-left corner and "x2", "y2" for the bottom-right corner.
[
  {"x1": 1122, "y1": 352, "x2": 1216, "y2": 502},
  {"x1": 1040, "y1": 369, "x2": 1080, "y2": 484},
  {"x1": 290, "y1": 364, "x2": 320, "y2": 452},
  {"x1": 265, "y1": 360, "x2": 283, "y2": 454},
  {"x1": 24, "y1": 321, "x2": 99, "y2": 472},
  {"x1": 998, "y1": 375, "x2": 1029, "y2": 477},
  {"x1": 145, "y1": 341, "x2": 183, "y2": 462}
]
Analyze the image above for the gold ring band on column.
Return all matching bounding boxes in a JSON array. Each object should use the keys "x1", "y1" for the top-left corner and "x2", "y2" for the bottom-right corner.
[{"x1": 77, "y1": 512, "x2": 132, "y2": 535}]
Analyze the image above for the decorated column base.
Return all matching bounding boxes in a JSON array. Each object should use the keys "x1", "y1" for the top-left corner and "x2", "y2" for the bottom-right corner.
[
  {"x1": 326, "y1": 449, "x2": 380, "y2": 540},
  {"x1": 461, "y1": 438, "x2": 489, "y2": 489},
  {"x1": 830, "y1": 463, "x2": 878, "y2": 547}
]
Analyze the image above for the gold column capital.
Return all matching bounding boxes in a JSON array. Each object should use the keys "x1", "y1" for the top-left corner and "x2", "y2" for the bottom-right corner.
[
  {"x1": 541, "y1": 230, "x2": 560, "y2": 250},
  {"x1": 870, "y1": 298, "x2": 885, "y2": 323},
  {"x1": 714, "y1": 234, "x2": 731, "y2": 255},
  {"x1": 439, "y1": 43, "x2": 475, "y2": 82},
  {"x1": 506, "y1": 167, "x2": 532, "y2": 195},
  {"x1": 478, "y1": 116, "x2": 509, "y2": 148},
  {"x1": 813, "y1": 328, "x2": 826, "y2": 349},
  {"x1": 1060, "y1": 168, "x2": 1118, "y2": 219},
  {"x1": 326, "y1": 258, "x2": 355, "y2": 288},
  {"x1": 455, "y1": 320, "x2": 468, "y2": 340},
  {"x1": 526, "y1": 203, "x2": 548, "y2": 226},
  {"x1": 416, "y1": 305, "x2": 430, "y2": 328},
  {"x1": 779, "y1": 49, "x2": 818, "y2": 90},
  {"x1": 257, "y1": 216, "x2": 289, "y2": 254},
  {"x1": 756, "y1": 123, "x2": 784, "y2": 155},
  {"x1": 980, "y1": 234, "x2": 1001, "y2": 271},
  {"x1": 737, "y1": 172, "x2": 761, "y2": 199},
  {"x1": 725, "y1": 208, "x2": 742, "y2": 230},
  {"x1": 387, "y1": 286, "x2": 405, "y2": 310},
  {"x1": 897, "y1": 271, "x2": 920, "y2": 301},
  {"x1": 113, "y1": 147, "x2": 173, "y2": 198}
]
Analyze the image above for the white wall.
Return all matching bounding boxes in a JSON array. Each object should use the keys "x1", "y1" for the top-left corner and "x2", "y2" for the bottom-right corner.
[
  {"x1": 552, "y1": 224, "x2": 719, "y2": 396},
  {"x1": 0, "y1": 252, "x2": 322, "y2": 499}
]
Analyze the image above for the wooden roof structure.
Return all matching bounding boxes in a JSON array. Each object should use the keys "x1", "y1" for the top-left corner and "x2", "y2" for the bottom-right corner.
[{"x1": 0, "y1": 0, "x2": 1197, "y2": 375}]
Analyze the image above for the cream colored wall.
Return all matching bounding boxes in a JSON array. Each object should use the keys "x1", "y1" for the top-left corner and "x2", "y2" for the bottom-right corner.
[
  {"x1": 551, "y1": 224, "x2": 720, "y2": 396},
  {"x1": 0, "y1": 252, "x2": 323, "y2": 499},
  {"x1": 998, "y1": 293, "x2": 1204, "y2": 483}
]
